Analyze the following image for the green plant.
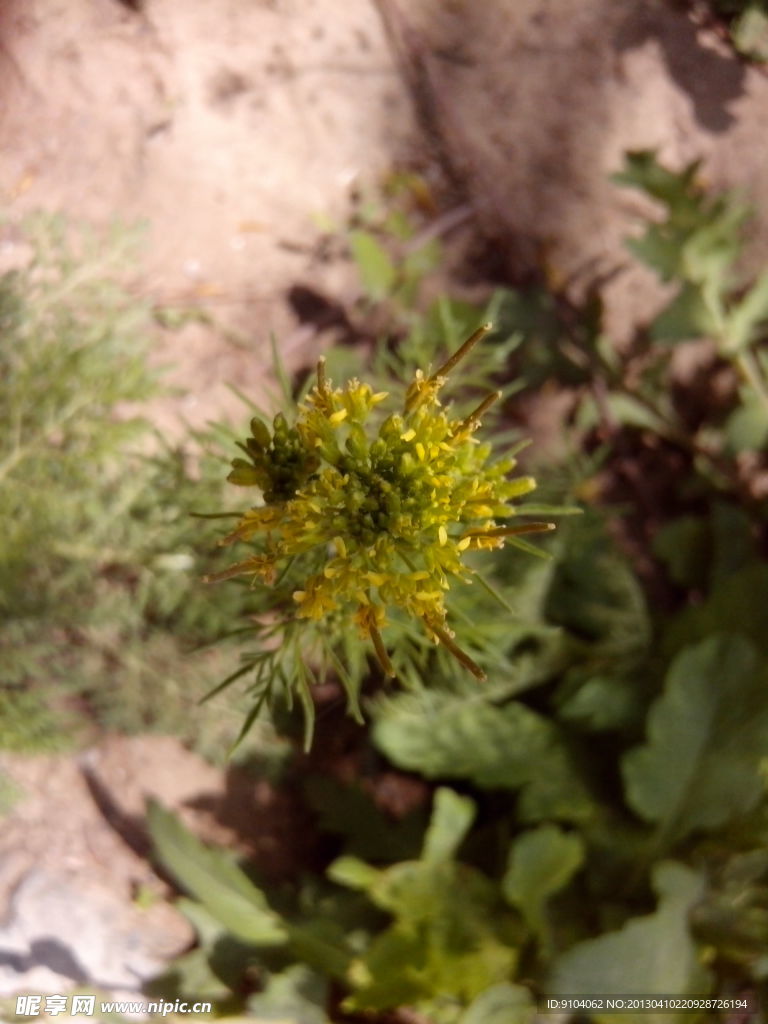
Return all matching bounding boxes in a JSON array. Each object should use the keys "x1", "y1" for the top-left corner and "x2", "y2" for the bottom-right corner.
[
  {"x1": 149, "y1": 523, "x2": 768, "y2": 1021},
  {"x1": 614, "y1": 150, "x2": 768, "y2": 448},
  {"x1": 205, "y1": 323, "x2": 571, "y2": 747},
  {"x1": 0, "y1": 213, "x2": 256, "y2": 753},
  {"x1": 146, "y1": 156, "x2": 768, "y2": 1022},
  {"x1": 504, "y1": 151, "x2": 768, "y2": 502}
]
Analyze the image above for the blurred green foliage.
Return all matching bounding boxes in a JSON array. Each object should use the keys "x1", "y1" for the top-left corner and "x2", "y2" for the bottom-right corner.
[
  {"x1": 706, "y1": 0, "x2": 768, "y2": 60},
  {"x1": 0, "y1": 213, "x2": 259, "y2": 755}
]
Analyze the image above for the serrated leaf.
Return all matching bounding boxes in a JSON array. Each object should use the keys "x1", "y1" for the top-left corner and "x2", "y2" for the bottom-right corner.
[
  {"x1": 622, "y1": 635, "x2": 768, "y2": 842},
  {"x1": 349, "y1": 230, "x2": 396, "y2": 300},
  {"x1": 147, "y1": 801, "x2": 287, "y2": 945},
  {"x1": 460, "y1": 983, "x2": 535, "y2": 1024},
  {"x1": 503, "y1": 825, "x2": 584, "y2": 941},
  {"x1": 373, "y1": 691, "x2": 596, "y2": 826},
  {"x1": 548, "y1": 861, "x2": 710, "y2": 1021},
  {"x1": 372, "y1": 691, "x2": 555, "y2": 788}
]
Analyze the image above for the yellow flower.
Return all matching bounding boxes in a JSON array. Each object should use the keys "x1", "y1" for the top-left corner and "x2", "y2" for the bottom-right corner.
[{"x1": 211, "y1": 323, "x2": 556, "y2": 682}]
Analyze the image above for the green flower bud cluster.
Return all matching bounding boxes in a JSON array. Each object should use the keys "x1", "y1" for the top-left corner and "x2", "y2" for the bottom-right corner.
[
  {"x1": 229, "y1": 412, "x2": 320, "y2": 505},
  {"x1": 206, "y1": 325, "x2": 554, "y2": 681}
]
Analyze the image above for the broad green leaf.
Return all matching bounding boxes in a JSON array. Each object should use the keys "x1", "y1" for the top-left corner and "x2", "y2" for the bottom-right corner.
[
  {"x1": 147, "y1": 801, "x2": 287, "y2": 945},
  {"x1": 348, "y1": 230, "x2": 396, "y2": 300},
  {"x1": 460, "y1": 984, "x2": 535, "y2": 1024},
  {"x1": 372, "y1": 691, "x2": 555, "y2": 788},
  {"x1": 622, "y1": 635, "x2": 768, "y2": 842},
  {"x1": 503, "y1": 825, "x2": 584, "y2": 940},
  {"x1": 373, "y1": 691, "x2": 595, "y2": 822},
  {"x1": 422, "y1": 787, "x2": 476, "y2": 863},
  {"x1": 548, "y1": 861, "x2": 711, "y2": 1022}
]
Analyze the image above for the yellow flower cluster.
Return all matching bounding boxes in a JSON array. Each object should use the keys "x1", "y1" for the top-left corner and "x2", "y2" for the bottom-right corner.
[{"x1": 208, "y1": 325, "x2": 553, "y2": 680}]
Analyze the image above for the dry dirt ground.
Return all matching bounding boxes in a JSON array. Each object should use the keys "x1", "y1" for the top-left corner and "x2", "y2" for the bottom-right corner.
[{"x1": 2, "y1": 0, "x2": 768, "y2": 1019}]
